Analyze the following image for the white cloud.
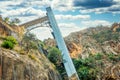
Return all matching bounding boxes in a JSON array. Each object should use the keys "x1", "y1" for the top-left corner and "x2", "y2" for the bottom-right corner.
[
  {"x1": 81, "y1": 20, "x2": 111, "y2": 27},
  {"x1": 2, "y1": 8, "x2": 27, "y2": 17},
  {"x1": 0, "y1": 1, "x2": 22, "y2": 16},
  {"x1": 0, "y1": 1, "x2": 22, "y2": 8},
  {"x1": 55, "y1": 14, "x2": 90, "y2": 20},
  {"x1": 22, "y1": 7, "x2": 46, "y2": 16},
  {"x1": 59, "y1": 23, "x2": 81, "y2": 36},
  {"x1": 0, "y1": 0, "x2": 74, "y2": 12},
  {"x1": 1, "y1": 0, "x2": 120, "y2": 15},
  {"x1": 30, "y1": 23, "x2": 81, "y2": 40},
  {"x1": 1, "y1": 7, "x2": 46, "y2": 17},
  {"x1": 30, "y1": 27, "x2": 53, "y2": 41},
  {"x1": 113, "y1": 0, "x2": 120, "y2": 3},
  {"x1": 51, "y1": 0, "x2": 74, "y2": 11},
  {"x1": 1, "y1": 7, "x2": 46, "y2": 25},
  {"x1": 28, "y1": 0, "x2": 51, "y2": 8}
]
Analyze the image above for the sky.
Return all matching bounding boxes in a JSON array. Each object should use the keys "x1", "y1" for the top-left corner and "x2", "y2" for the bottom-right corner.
[{"x1": 0, "y1": 0, "x2": 120, "y2": 40}]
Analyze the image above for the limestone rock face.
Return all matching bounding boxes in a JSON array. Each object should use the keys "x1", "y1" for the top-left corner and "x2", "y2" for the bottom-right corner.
[
  {"x1": 111, "y1": 23, "x2": 120, "y2": 32},
  {"x1": 44, "y1": 25, "x2": 120, "y2": 58},
  {"x1": 66, "y1": 42, "x2": 82, "y2": 58},
  {"x1": 102, "y1": 40, "x2": 120, "y2": 55},
  {"x1": 0, "y1": 48, "x2": 61, "y2": 80},
  {"x1": 102, "y1": 63, "x2": 120, "y2": 80}
]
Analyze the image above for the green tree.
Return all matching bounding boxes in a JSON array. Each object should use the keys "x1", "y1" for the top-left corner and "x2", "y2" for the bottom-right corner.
[
  {"x1": 4, "y1": 17, "x2": 10, "y2": 23},
  {"x1": 73, "y1": 56, "x2": 98, "y2": 80},
  {"x1": 47, "y1": 47, "x2": 62, "y2": 65},
  {"x1": 4, "y1": 17, "x2": 20, "y2": 25},
  {"x1": 12, "y1": 18, "x2": 21, "y2": 24},
  {"x1": 10, "y1": 18, "x2": 20, "y2": 25},
  {"x1": 47, "y1": 47, "x2": 66, "y2": 79},
  {"x1": 22, "y1": 33, "x2": 38, "y2": 53}
]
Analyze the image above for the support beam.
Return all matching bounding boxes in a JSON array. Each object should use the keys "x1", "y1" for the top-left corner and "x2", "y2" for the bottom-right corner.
[{"x1": 46, "y1": 7, "x2": 80, "y2": 80}]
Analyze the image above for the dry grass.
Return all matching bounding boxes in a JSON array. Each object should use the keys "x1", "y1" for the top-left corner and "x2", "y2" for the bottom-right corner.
[{"x1": 28, "y1": 54, "x2": 40, "y2": 62}]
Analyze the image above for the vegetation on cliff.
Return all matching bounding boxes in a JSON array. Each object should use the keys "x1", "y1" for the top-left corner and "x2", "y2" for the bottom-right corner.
[
  {"x1": 0, "y1": 32, "x2": 62, "y2": 80},
  {"x1": 92, "y1": 29, "x2": 119, "y2": 43},
  {"x1": 1, "y1": 36, "x2": 17, "y2": 49},
  {"x1": 43, "y1": 23, "x2": 120, "y2": 80},
  {"x1": 46, "y1": 44, "x2": 120, "y2": 80}
]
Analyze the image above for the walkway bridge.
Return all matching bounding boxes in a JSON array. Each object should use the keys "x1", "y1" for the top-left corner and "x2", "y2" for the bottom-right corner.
[{"x1": 19, "y1": 7, "x2": 80, "y2": 80}]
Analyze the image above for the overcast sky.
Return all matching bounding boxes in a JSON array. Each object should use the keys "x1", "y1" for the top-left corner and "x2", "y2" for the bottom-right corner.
[{"x1": 0, "y1": 0, "x2": 120, "y2": 40}]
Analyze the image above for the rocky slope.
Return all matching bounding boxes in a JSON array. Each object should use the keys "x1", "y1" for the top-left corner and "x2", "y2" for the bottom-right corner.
[
  {"x1": 0, "y1": 47, "x2": 61, "y2": 80},
  {"x1": 43, "y1": 24, "x2": 120, "y2": 80},
  {"x1": 44, "y1": 24, "x2": 120, "y2": 59}
]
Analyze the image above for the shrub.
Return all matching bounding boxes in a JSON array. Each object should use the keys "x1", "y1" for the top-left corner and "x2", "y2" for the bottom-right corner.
[
  {"x1": 47, "y1": 47, "x2": 62, "y2": 65},
  {"x1": 1, "y1": 36, "x2": 17, "y2": 49},
  {"x1": 78, "y1": 66, "x2": 96, "y2": 80},
  {"x1": 108, "y1": 53, "x2": 115, "y2": 60},
  {"x1": 28, "y1": 54, "x2": 36, "y2": 61},
  {"x1": 6, "y1": 36, "x2": 17, "y2": 44},
  {"x1": 1, "y1": 40, "x2": 14, "y2": 49},
  {"x1": 108, "y1": 53, "x2": 119, "y2": 62},
  {"x1": 94, "y1": 53, "x2": 103, "y2": 60},
  {"x1": 78, "y1": 66, "x2": 89, "y2": 79},
  {"x1": 73, "y1": 56, "x2": 98, "y2": 80}
]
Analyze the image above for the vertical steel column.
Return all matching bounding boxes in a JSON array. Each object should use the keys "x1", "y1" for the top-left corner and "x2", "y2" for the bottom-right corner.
[{"x1": 46, "y1": 7, "x2": 79, "y2": 80}]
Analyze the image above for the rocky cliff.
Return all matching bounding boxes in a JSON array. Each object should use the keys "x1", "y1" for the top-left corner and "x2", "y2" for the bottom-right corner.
[
  {"x1": 44, "y1": 25, "x2": 120, "y2": 59},
  {"x1": 43, "y1": 24, "x2": 120, "y2": 80},
  {"x1": 0, "y1": 47, "x2": 61, "y2": 80}
]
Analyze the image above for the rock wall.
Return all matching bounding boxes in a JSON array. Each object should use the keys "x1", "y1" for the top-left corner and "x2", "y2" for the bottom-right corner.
[
  {"x1": 0, "y1": 48, "x2": 61, "y2": 80},
  {"x1": 102, "y1": 63, "x2": 120, "y2": 80},
  {"x1": 44, "y1": 26, "x2": 120, "y2": 59}
]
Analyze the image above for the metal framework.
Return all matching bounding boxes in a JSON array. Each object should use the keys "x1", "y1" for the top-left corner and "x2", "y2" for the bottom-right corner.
[{"x1": 19, "y1": 7, "x2": 79, "y2": 80}]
